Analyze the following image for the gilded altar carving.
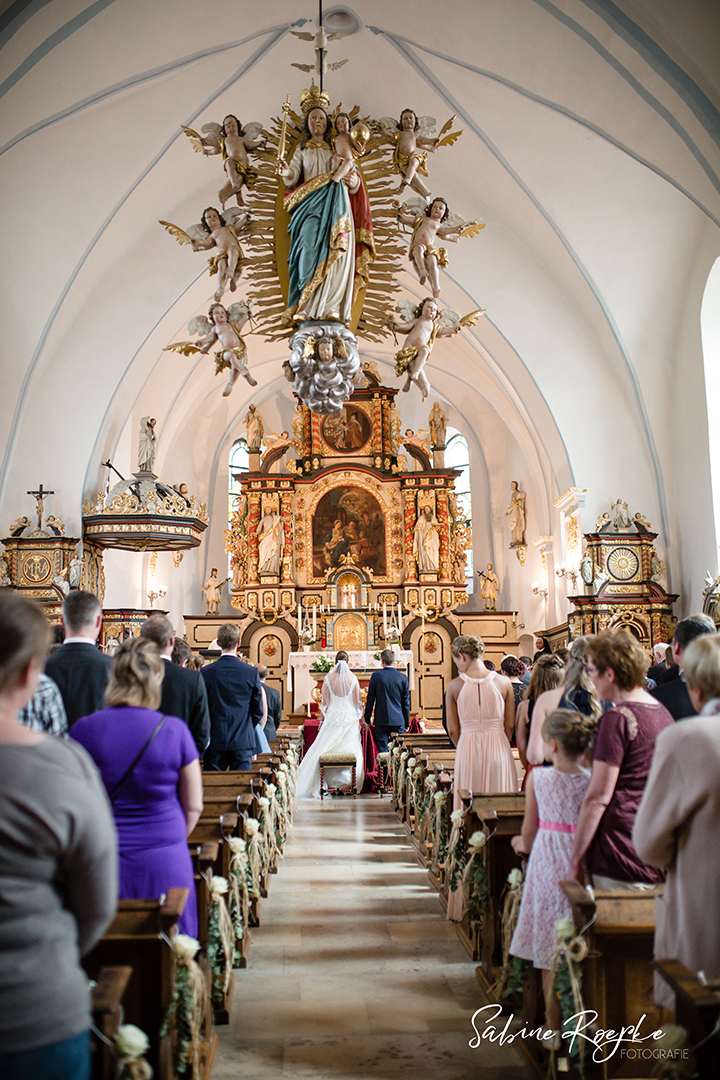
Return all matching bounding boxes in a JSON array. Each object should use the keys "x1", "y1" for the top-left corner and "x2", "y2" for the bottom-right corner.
[{"x1": 334, "y1": 613, "x2": 367, "y2": 651}]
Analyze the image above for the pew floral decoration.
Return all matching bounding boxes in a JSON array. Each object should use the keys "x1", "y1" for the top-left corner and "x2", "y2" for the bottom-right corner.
[
  {"x1": 256, "y1": 794, "x2": 279, "y2": 870},
  {"x1": 549, "y1": 916, "x2": 591, "y2": 1075},
  {"x1": 397, "y1": 752, "x2": 413, "y2": 801},
  {"x1": 417, "y1": 773, "x2": 438, "y2": 839},
  {"x1": 114, "y1": 1024, "x2": 152, "y2": 1080},
  {"x1": 227, "y1": 836, "x2": 251, "y2": 940},
  {"x1": 244, "y1": 817, "x2": 263, "y2": 896},
  {"x1": 206, "y1": 874, "x2": 237, "y2": 1005},
  {"x1": 161, "y1": 934, "x2": 206, "y2": 1079},
  {"x1": 461, "y1": 830, "x2": 489, "y2": 922},
  {"x1": 447, "y1": 809, "x2": 467, "y2": 892},
  {"x1": 431, "y1": 790, "x2": 448, "y2": 864},
  {"x1": 493, "y1": 863, "x2": 530, "y2": 1002},
  {"x1": 265, "y1": 783, "x2": 284, "y2": 850},
  {"x1": 409, "y1": 763, "x2": 424, "y2": 818}
]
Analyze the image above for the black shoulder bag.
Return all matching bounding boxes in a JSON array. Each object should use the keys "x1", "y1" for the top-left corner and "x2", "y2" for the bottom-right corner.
[{"x1": 108, "y1": 714, "x2": 166, "y2": 804}]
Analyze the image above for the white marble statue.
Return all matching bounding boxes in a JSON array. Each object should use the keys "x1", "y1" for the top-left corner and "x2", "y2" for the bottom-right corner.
[
  {"x1": 611, "y1": 498, "x2": 632, "y2": 531},
  {"x1": 479, "y1": 563, "x2": 499, "y2": 611},
  {"x1": 245, "y1": 404, "x2": 264, "y2": 450},
  {"x1": 506, "y1": 481, "x2": 526, "y2": 547},
  {"x1": 138, "y1": 416, "x2": 156, "y2": 473},
  {"x1": 257, "y1": 511, "x2": 283, "y2": 575},
  {"x1": 202, "y1": 568, "x2": 227, "y2": 615},
  {"x1": 413, "y1": 505, "x2": 440, "y2": 573}
]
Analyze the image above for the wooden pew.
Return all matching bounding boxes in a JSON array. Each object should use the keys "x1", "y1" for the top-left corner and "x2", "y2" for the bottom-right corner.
[
  {"x1": 83, "y1": 890, "x2": 214, "y2": 1080},
  {"x1": 561, "y1": 880, "x2": 664, "y2": 1079},
  {"x1": 656, "y1": 961, "x2": 720, "y2": 1079},
  {"x1": 90, "y1": 966, "x2": 132, "y2": 1080}
]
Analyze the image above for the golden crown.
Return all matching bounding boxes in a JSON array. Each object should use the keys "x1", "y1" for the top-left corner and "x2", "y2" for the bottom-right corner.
[{"x1": 300, "y1": 81, "x2": 331, "y2": 116}]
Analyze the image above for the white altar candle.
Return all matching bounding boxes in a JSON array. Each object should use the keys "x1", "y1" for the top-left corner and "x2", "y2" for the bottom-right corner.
[
  {"x1": 313, "y1": 604, "x2": 317, "y2": 638},
  {"x1": 298, "y1": 600, "x2": 301, "y2": 623},
  {"x1": 383, "y1": 601, "x2": 387, "y2": 637}
]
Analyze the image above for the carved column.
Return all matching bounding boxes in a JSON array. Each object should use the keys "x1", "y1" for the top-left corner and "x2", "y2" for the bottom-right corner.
[
  {"x1": 436, "y1": 488, "x2": 451, "y2": 581},
  {"x1": 372, "y1": 394, "x2": 383, "y2": 455},
  {"x1": 247, "y1": 491, "x2": 261, "y2": 584},
  {"x1": 403, "y1": 487, "x2": 417, "y2": 582},
  {"x1": 280, "y1": 492, "x2": 294, "y2": 583}
]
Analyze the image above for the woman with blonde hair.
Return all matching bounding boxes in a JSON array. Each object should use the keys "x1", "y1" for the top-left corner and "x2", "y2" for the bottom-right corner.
[
  {"x1": 71, "y1": 637, "x2": 203, "y2": 935},
  {"x1": 526, "y1": 637, "x2": 602, "y2": 766}
]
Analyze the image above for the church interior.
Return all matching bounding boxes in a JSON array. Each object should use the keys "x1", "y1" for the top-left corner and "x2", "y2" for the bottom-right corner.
[{"x1": 2, "y1": 0, "x2": 720, "y2": 1077}]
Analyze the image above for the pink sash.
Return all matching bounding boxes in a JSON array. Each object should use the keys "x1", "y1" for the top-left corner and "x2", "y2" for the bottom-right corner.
[{"x1": 538, "y1": 819, "x2": 576, "y2": 834}]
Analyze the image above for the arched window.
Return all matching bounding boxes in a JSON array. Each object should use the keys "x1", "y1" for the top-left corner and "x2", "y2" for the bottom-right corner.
[
  {"x1": 444, "y1": 428, "x2": 473, "y2": 582},
  {"x1": 228, "y1": 437, "x2": 249, "y2": 519}
]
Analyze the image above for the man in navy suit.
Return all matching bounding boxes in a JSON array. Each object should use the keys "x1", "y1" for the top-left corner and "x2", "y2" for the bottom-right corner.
[
  {"x1": 200, "y1": 623, "x2": 263, "y2": 770},
  {"x1": 363, "y1": 649, "x2": 410, "y2": 752},
  {"x1": 45, "y1": 590, "x2": 110, "y2": 726}
]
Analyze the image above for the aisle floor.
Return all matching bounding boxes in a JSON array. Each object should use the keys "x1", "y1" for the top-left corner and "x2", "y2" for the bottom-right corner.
[{"x1": 213, "y1": 795, "x2": 531, "y2": 1079}]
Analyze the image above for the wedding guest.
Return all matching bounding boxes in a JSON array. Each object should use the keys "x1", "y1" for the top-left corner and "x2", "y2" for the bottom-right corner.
[
  {"x1": 45, "y1": 591, "x2": 110, "y2": 726},
  {"x1": 634, "y1": 633, "x2": 720, "y2": 1003},
  {"x1": 570, "y1": 629, "x2": 673, "y2": 888},
  {"x1": 515, "y1": 654, "x2": 564, "y2": 771},
  {"x1": 526, "y1": 637, "x2": 601, "y2": 766},
  {"x1": 0, "y1": 591, "x2": 117, "y2": 1079}
]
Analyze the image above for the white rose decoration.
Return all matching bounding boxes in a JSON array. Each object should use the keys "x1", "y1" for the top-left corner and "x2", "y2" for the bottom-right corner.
[
  {"x1": 507, "y1": 868, "x2": 523, "y2": 888},
  {"x1": 114, "y1": 1024, "x2": 149, "y2": 1058},
  {"x1": 433, "y1": 792, "x2": 445, "y2": 805},
  {"x1": 208, "y1": 874, "x2": 229, "y2": 897},
  {"x1": 450, "y1": 809, "x2": 464, "y2": 824},
  {"x1": 407, "y1": 757, "x2": 416, "y2": 768},
  {"x1": 413, "y1": 766, "x2": 423, "y2": 777},
  {"x1": 266, "y1": 784, "x2": 276, "y2": 796},
  {"x1": 172, "y1": 933, "x2": 201, "y2": 961},
  {"x1": 468, "y1": 831, "x2": 487, "y2": 850},
  {"x1": 245, "y1": 818, "x2": 260, "y2": 835},
  {"x1": 228, "y1": 837, "x2": 247, "y2": 855},
  {"x1": 555, "y1": 917, "x2": 576, "y2": 942},
  {"x1": 257, "y1": 797, "x2": 270, "y2": 810}
]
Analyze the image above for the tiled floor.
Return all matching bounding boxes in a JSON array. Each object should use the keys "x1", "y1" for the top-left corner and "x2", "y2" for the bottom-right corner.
[{"x1": 213, "y1": 796, "x2": 531, "y2": 1079}]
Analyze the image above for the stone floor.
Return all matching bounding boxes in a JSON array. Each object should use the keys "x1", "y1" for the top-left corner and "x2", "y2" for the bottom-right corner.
[{"x1": 213, "y1": 795, "x2": 532, "y2": 1079}]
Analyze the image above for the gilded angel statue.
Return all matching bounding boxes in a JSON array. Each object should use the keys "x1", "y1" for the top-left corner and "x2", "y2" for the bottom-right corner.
[
  {"x1": 164, "y1": 301, "x2": 257, "y2": 396},
  {"x1": 398, "y1": 196, "x2": 485, "y2": 298},
  {"x1": 389, "y1": 298, "x2": 486, "y2": 399},
  {"x1": 182, "y1": 115, "x2": 265, "y2": 208},
  {"x1": 376, "y1": 109, "x2": 462, "y2": 198},
  {"x1": 159, "y1": 205, "x2": 248, "y2": 301}
]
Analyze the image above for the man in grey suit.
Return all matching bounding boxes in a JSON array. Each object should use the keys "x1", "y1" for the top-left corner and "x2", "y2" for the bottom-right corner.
[
  {"x1": 363, "y1": 649, "x2": 410, "y2": 752},
  {"x1": 257, "y1": 664, "x2": 282, "y2": 741}
]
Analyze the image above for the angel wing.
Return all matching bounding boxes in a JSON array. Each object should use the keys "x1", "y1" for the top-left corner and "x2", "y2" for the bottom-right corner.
[
  {"x1": 417, "y1": 115, "x2": 437, "y2": 138},
  {"x1": 436, "y1": 115, "x2": 463, "y2": 148},
  {"x1": 290, "y1": 30, "x2": 315, "y2": 40},
  {"x1": 242, "y1": 121, "x2": 264, "y2": 141},
  {"x1": 163, "y1": 341, "x2": 203, "y2": 356},
  {"x1": 458, "y1": 308, "x2": 487, "y2": 327},
  {"x1": 291, "y1": 62, "x2": 314, "y2": 72},
  {"x1": 436, "y1": 306, "x2": 461, "y2": 331},
  {"x1": 445, "y1": 211, "x2": 486, "y2": 238},
  {"x1": 159, "y1": 220, "x2": 194, "y2": 246},
  {"x1": 200, "y1": 122, "x2": 222, "y2": 149},
  {"x1": 328, "y1": 59, "x2": 349, "y2": 71},
  {"x1": 395, "y1": 298, "x2": 417, "y2": 324},
  {"x1": 226, "y1": 300, "x2": 251, "y2": 326},
  {"x1": 401, "y1": 196, "x2": 427, "y2": 219},
  {"x1": 378, "y1": 116, "x2": 399, "y2": 133},
  {"x1": 222, "y1": 207, "x2": 249, "y2": 231},
  {"x1": 187, "y1": 315, "x2": 212, "y2": 337}
]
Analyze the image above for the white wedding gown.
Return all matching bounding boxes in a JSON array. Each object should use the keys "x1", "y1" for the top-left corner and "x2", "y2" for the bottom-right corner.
[{"x1": 295, "y1": 661, "x2": 365, "y2": 799}]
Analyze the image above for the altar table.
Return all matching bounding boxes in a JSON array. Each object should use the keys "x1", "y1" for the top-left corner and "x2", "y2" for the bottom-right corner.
[{"x1": 287, "y1": 649, "x2": 415, "y2": 713}]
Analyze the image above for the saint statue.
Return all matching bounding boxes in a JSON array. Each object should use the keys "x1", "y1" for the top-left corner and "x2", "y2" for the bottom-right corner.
[
  {"x1": 138, "y1": 416, "x2": 156, "y2": 473},
  {"x1": 611, "y1": 498, "x2": 632, "y2": 531},
  {"x1": 413, "y1": 505, "x2": 440, "y2": 573},
  {"x1": 257, "y1": 511, "x2": 283, "y2": 576},
  {"x1": 479, "y1": 563, "x2": 499, "y2": 610},
  {"x1": 245, "y1": 404, "x2": 264, "y2": 450},
  {"x1": 428, "y1": 402, "x2": 447, "y2": 448},
  {"x1": 202, "y1": 568, "x2": 227, "y2": 615},
  {"x1": 506, "y1": 481, "x2": 526, "y2": 547}
]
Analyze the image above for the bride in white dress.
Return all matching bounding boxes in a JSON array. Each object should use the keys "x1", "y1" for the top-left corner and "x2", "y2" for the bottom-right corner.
[{"x1": 295, "y1": 652, "x2": 365, "y2": 799}]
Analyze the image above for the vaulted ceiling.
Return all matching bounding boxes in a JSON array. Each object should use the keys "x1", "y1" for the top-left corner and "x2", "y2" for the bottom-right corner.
[{"x1": 2, "y1": 0, "x2": 719, "y2": 619}]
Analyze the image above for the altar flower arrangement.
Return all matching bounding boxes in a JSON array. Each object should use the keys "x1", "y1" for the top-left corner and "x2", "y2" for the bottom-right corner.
[{"x1": 385, "y1": 623, "x2": 401, "y2": 644}]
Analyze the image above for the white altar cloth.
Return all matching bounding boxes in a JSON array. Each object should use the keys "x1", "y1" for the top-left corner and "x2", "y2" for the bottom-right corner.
[{"x1": 287, "y1": 649, "x2": 415, "y2": 710}]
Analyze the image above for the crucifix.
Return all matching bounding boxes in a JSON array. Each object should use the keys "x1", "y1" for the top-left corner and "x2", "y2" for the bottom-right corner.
[{"x1": 27, "y1": 484, "x2": 54, "y2": 531}]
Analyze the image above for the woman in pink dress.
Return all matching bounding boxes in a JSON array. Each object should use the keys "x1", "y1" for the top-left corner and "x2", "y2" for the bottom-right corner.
[{"x1": 446, "y1": 635, "x2": 517, "y2": 920}]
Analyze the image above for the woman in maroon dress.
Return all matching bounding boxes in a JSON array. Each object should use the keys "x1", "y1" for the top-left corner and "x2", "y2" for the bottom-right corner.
[
  {"x1": 72, "y1": 638, "x2": 203, "y2": 935},
  {"x1": 569, "y1": 629, "x2": 673, "y2": 888}
]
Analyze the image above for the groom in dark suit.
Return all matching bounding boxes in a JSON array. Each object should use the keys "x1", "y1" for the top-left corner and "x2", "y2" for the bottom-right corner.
[
  {"x1": 201, "y1": 623, "x2": 263, "y2": 770},
  {"x1": 363, "y1": 649, "x2": 410, "y2": 752}
]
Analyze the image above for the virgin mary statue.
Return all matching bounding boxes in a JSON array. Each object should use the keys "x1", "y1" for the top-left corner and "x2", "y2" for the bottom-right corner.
[{"x1": 279, "y1": 93, "x2": 373, "y2": 326}]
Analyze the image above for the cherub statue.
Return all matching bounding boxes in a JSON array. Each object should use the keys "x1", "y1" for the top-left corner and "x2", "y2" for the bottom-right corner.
[
  {"x1": 389, "y1": 297, "x2": 486, "y2": 400},
  {"x1": 331, "y1": 112, "x2": 356, "y2": 183},
  {"x1": 261, "y1": 431, "x2": 292, "y2": 459},
  {"x1": 182, "y1": 115, "x2": 264, "y2": 208},
  {"x1": 398, "y1": 196, "x2": 484, "y2": 298},
  {"x1": 377, "y1": 109, "x2": 462, "y2": 198},
  {"x1": 160, "y1": 205, "x2": 249, "y2": 301},
  {"x1": 164, "y1": 302, "x2": 256, "y2": 396},
  {"x1": 286, "y1": 325, "x2": 362, "y2": 415},
  {"x1": 402, "y1": 428, "x2": 432, "y2": 456}
]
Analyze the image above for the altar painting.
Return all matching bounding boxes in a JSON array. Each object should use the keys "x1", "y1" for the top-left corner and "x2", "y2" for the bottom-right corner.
[
  {"x1": 312, "y1": 486, "x2": 386, "y2": 578},
  {"x1": 321, "y1": 405, "x2": 371, "y2": 453}
]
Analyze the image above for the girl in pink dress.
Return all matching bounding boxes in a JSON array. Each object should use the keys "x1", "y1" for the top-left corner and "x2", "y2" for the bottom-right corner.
[
  {"x1": 509, "y1": 709, "x2": 596, "y2": 1034},
  {"x1": 446, "y1": 635, "x2": 517, "y2": 921}
]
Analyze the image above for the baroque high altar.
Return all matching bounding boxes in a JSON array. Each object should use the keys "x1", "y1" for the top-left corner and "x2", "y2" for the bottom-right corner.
[{"x1": 225, "y1": 372, "x2": 470, "y2": 657}]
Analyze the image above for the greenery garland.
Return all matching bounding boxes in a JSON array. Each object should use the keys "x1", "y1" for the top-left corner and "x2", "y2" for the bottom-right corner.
[
  {"x1": 160, "y1": 934, "x2": 206, "y2": 1079},
  {"x1": 550, "y1": 918, "x2": 591, "y2": 1076},
  {"x1": 431, "y1": 790, "x2": 448, "y2": 864},
  {"x1": 446, "y1": 809, "x2": 466, "y2": 892},
  {"x1": 494, "y1": 866, "x2": 530, "y2": 1002},
  {"x1": 461, "y1": 832, "x2": 489, "y2": 925},
  {"x1": 206, "y1": 875, "x2": 238, "y2": 1007}
]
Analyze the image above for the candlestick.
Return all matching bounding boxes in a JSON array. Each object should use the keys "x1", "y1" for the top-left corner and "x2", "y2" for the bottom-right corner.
[
  {"x1": 313, "y1": 604, "x2": 317, "y2": 639},
  {"x1": 383, "y1": 601, "x2": 388, "y2": 638}
]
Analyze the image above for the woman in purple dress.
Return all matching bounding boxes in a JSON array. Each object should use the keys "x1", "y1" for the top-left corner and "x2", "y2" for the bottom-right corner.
[{"x1": 72, "y1": 638, "x2": 203, "y2": 935}]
